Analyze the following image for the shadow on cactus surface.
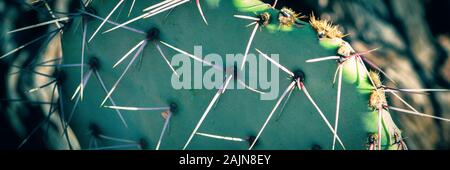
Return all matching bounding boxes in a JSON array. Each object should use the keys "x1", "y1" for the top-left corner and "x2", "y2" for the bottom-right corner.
[{"x1": 0, "y1": 0, "x2": 449, "y2": 150}]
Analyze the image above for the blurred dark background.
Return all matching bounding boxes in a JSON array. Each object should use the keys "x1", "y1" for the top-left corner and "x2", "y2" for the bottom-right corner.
[{"x1": 1, "y1": 0, "x2": 450, "y2": 149}]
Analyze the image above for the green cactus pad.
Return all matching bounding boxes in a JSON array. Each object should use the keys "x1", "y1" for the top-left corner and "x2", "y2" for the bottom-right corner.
[{"x1": 60, "y1": 0, "x2": 400, "y2": 150}]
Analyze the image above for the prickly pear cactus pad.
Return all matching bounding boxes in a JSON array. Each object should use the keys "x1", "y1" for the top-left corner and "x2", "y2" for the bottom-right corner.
[{"x1": 55, "y1": 0, "x2": 404, "y2": 150}]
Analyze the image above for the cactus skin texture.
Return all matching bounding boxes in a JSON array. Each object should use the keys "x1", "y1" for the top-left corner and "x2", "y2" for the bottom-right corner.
[{"x1": 59, "y1": 0, "x2": 404, "y2": 150}]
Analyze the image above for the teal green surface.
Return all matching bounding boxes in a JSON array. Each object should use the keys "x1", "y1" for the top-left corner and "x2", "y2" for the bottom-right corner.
[{"x1": 61, "y1": 0, "x2": 393, "y2": 150}]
